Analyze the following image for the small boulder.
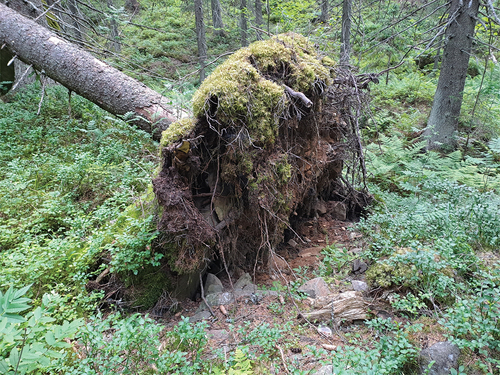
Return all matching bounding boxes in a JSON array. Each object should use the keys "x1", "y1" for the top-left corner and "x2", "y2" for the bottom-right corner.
[
  {"x1": 418, "y1": 342, "x2": 460, "y2": 375},
  {"x1": 189, "y1": 310, "x2": 212, "y2": 322},
  {"x1": 201, "y1": 292, "x2": 234, "y2": 308},
  {"x1": 329, "y1": 201, "x2": 346, "y2": 220},
  {"x1": 234, "y1": 273, "x2": 253, "y2": 289},
  {"x1": 205, "y1": 273, "x2": 223, "y2": 294},
  {"x1": 352, "y1": 259, "x2": 368, "y2": 274},
  {"x1": 351, "y1": 280, "x2": 368, "y2": 292},
  {"x1": 298, "y1": 277, "x2": 331, "y2": 298},
  {"x1": 313, "y1": 365, "x2": 334, "y2": 375}
]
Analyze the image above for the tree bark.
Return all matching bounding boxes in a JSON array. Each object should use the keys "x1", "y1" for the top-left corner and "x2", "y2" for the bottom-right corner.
[
  {"x1": 425, "y1": 0, "x2": 479, "y2": 150},
  {"x1": 0, "y1": 48, "x2": 15, "y2": 95},
  {"x1": 106, "y1": 0, "x2": 121, "y2": 53},
  {"x1": 340, "y1": 0, "x2": 351, "y2": 66},
  {"x1": 254, "y1": 0, "x2": 263, "y2": 39},
  {"x1": 194, "y1": 0, "x2": 207, "y2": 82},
  {"x1": 319, "y1": 0, "x2": 329, "y2": 23},
  {"x1": 211, "y1": 0, "x2": 225, "y2": 37},
  {"x1": 240, "y1": 0, "x2": 248, "y2": 47},
  {"x1": 0, "y1": 3, "x2": 177, "y2": 138}
]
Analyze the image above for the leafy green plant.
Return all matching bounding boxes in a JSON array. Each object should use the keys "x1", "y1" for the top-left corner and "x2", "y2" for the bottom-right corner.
[
  {"x1": 439, "y1": 283, "x2": 500, "y2": 362},
  {"x1": 0, "y1": 285, "x2": 82, "y2": 374},
  {"x1": 322, "y1": 318, "x2": 421, "y2": 374}
]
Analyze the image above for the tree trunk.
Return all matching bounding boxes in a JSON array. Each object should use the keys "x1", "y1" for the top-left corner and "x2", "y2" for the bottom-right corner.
[
  {"x1": 340, "y1": 0, "x2": 351, "y2": 65},
  {"x1": 0, "y1": 3, "x2": 177, "y2": 138},
  {"x1": 254, "y1": 0, "x2": 263, "y2": 39},
  {"x1": 240, "y1": 0, "x2": 248, "y2": 47},
  {"x1": 319, "y1": 0, "x2": 328, "y2": 23},
  {"x1": 66, "y1": 0, "x2": 84, "y2": 44},
  {"x1": 425, "y1": 0, "x2": 479, "y2": 150},
  {"x1": 106, "y1": 0, "x2": 121, "y2": 53},
  {"x1": 0, "y1": 48, "x2": 15, "y2": 95},
  {"x1": 211, "y1": 0, "x2": 225, "y2": 37},
  {"x1": 194, "y1": 0, "x2": 207, "y2": 82}
]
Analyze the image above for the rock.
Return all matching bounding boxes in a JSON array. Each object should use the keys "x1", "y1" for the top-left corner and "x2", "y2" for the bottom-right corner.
[
  {"x1": 205, "y1": 273, "x2": 223, "y2": 294},
  {"x1": 207, "y1": 329, "x2": 230, "y2": 341},
  {"x1": 298, "y1": 247, "x2": 323, "y2": 258},
  {"x1": 314, "y1": 199, "x2": 328, "y2": 216},
  {"x1": 418, "y1": 342, "x2": 460, "y2": 375},
  {"x1": 288, "y1": 239, "x2": 298, "y2": 247},
  {"x1": 350, "y1": 247, "x2": 363, "y2": 254},
  {"x1": 352, "y1": 259, "x2": 368, "y2": 274},
  {"x1": 313, "y1": 365, "x2": 334, "y2": 375},
  {"x1": 298, "y1": 277, "x2": 331, "y2": 298},
  {"x1": 351, "y1": 280, "x2": 368, "y2": 292},
  {"x1": 234, "y1": 273, "x2": 253, "y2": 290},
  {"x1": 189, "y1": 310, "x2": 212, "y2": 322},
  {"x1": 329, "y1": 201, "x2": 346, "y2": 221},
  {"x1": 202, "y1": 292, "x2": 234, "y2": 308}
]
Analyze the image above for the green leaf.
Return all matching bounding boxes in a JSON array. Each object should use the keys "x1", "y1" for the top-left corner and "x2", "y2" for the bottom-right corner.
[
  {"x1": 0, "y1": 359, "x2": 10, "y2": 373},
  {"x1": 45, "y1": 331, "x2": 56, "y2": 346},
  {"x1": 12, "y1": 285, "x2": 31, "y2": 300},
  {"x1": 8, "y1": 347, "x2": 19, "y2": 368}
]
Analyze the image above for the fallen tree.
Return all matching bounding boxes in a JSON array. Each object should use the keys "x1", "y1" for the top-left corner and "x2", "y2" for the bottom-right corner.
[
  {"x1": 0, "y1": 3, "x2": 177, "y2": 138},
  {"x1": 153, "y1": 33, "x2": 371, "y2": 283}
]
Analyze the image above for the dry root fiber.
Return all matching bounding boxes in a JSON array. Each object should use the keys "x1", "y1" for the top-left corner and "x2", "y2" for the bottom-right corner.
[{"x1": 153, "y1": 33, "x2": 369, "y2": 275}]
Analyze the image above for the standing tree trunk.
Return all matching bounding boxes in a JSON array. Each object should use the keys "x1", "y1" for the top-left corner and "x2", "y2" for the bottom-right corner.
[
  {"x1": 425, "y1": 0, "x2": 479, "y2": 150},
  {"x1": 340, "y1": 0, "x2": 351, "y2": 65},
  {"x1": 106, "y1": 0, "x2": 121, "y2": 53},
  {"x1": 67, "y1": 0, "x2": 84, "y2": 44},
  {"x1": 211, "y1": 0, "x2": 225, "y2": 37},
  {"x1": 254, "y1": 0, "x2": 263, "y2": 39},
  {"x1": 194, "y1": 0, "x2": 207, "y2": 82},
  {"x1": 319, "y1": 0, "x2": 328, "y2": 23},
  {"x1": 240, "y1": 0, "x2": 248, "y2": 47},
  {"x1": 0, "y1": 3, "x2": 177, "y2": 138},
  {"x1": 0, "y1": 48, "x2": 15, "y2": 95}
]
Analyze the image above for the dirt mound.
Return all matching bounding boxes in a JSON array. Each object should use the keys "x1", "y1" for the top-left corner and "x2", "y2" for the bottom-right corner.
[{"x1": 153, "y1": 33, "x2": 370, "y2": 278}]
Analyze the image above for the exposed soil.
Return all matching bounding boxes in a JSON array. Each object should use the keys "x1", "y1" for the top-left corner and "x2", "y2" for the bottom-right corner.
[{"x1": 153, "y1": 213, "x2": 447, "y2": 373}]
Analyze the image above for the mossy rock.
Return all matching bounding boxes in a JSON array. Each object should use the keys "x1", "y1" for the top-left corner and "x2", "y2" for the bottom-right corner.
[{"x1": 366, "y1": 247, "x2": 455, "y2": 289}]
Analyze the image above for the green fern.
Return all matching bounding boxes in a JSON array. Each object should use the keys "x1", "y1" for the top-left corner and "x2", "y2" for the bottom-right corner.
[{"x1": 228, "y1": 348, "x2": 253, "y2": 375}]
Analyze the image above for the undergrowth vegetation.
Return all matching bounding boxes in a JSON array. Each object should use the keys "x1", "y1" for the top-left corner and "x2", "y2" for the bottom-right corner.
[{"x1": 1, "y1": 0, "x2": 500, "y2": 373}]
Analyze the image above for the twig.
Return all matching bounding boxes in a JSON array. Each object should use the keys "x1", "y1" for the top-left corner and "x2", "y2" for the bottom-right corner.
[
  {"x1": 250, "y1": 25, "x2": 273, "y2": 37},
  {"x1": 199, "y1": 273, "x2": 216, "y2": 317},
  {"x1": 276, "y1": 344, "x2": 291, "y2": 375},
  {"x1": 10, "y1": 64, "x2": 33, "y2": 92},
  {"x1": 37, "y1": 76, "x2": 47, "y2": 116}
]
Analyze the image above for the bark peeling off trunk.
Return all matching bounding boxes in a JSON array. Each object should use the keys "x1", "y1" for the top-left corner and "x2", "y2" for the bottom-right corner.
[
  {"x1": 0, "y1": 3, "x2": 177, "y2": 138},
  {"x1": 153, "y1": 33, "x2": 367, "y2": 275}
]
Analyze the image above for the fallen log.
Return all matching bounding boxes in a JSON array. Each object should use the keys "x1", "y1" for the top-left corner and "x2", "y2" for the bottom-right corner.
[
  {"x1": 299, "y1": 291, "x2": 367, "y2": 323},
  {"x1": 0, "y1": 3, "x2": 178, "y2": 138}
]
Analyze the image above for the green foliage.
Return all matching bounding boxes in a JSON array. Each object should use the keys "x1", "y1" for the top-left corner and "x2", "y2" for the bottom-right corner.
[
  {"x1": 0, "y1": 85, "x2": 158, "y2": 303},
  {"x1": 439, "y1": 282, "x2": 500, "y2": 367},
  {"x1": 324, "y1": 318, "x2": 421, "y2": 374},
  {"x1": 319, "y1": 245, "x2": 355, "y2": 278},
  {"x1": 59, "y1": 312, "x2": 184, "y2": 374},
  {"x1": 0, "y1": 285, "x2": 83, "y2": 374},
  {"x1": 238, "y1": 321, "x2": 289, "y2": 360}
]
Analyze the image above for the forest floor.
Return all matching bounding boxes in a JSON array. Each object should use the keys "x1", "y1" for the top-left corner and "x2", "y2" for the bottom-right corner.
[{"x1": 156, "y1": 213, "x2": 447, "y2": 373}]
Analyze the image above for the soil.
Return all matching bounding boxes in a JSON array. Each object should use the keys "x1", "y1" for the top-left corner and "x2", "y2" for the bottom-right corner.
[{"x1": 155, "y1": 212, "x2": 447, "y2": 373}]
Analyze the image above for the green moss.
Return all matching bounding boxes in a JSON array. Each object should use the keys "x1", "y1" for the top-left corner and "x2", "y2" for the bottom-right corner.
[
  {"x1": 192, "y1": 33, "x2": 334, "y2": 146},
  {"x1": 366, "y1": 247, "x2": 420, "y2": 288},
  {"x1": 126, "y1": 264, "x2": 171, "y2": 310},
  {"x1": 160, "y1": 118, "x2": 196, "y2": 147}
]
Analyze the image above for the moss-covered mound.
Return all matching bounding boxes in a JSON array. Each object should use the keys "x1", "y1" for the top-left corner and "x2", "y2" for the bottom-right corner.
[{"x1": 153, "y1": 33, "x2": 363, "y2": 278}]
